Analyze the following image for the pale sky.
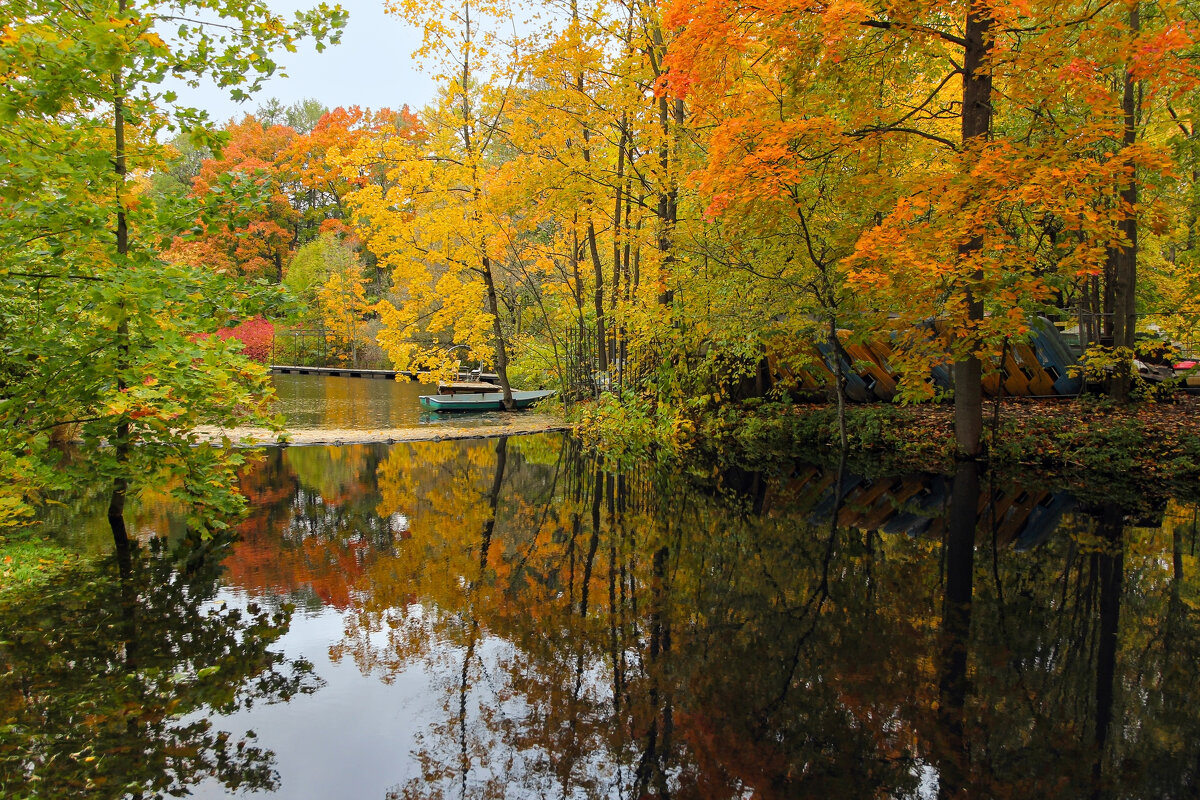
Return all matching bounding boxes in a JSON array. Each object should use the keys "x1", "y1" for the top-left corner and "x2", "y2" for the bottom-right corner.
[{"x1": 171, "y1": 0, "x2": 438, "y2": 124}]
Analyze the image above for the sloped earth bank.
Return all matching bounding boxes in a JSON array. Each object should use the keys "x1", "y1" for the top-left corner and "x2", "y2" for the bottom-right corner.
[
  {"x1": 194, "y1": 413, "x2": 569, "y2": 446},
  {"x1": 698, "y1": 394, "x2": 1200, "y2": 511}
]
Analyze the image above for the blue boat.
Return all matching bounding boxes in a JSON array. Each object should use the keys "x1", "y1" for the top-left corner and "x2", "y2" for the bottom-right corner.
[
  {"x1": 1030, "y1": 317, "x2": 1083, "y2": 395},
  {"x1": 418, "y1": 389, "x2": 556, "y2": 412},
  {"x1": 815, "y1": 340, "x2": 873, "y2": 402}
]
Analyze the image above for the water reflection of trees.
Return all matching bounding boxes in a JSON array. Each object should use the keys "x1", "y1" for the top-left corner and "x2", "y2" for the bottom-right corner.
[
  {"x1": 0, "y1": 540, "x2": 318, "y2": 799},
  {"x1": 209, "y1": 434, "x2": 1200, "y2": 799},
  {"x1": 227, "y1": 444, "x2": 393, "y2": 610},
  {"x1": 374, "y1": 444, "x2": 1200, "y2": 799}
]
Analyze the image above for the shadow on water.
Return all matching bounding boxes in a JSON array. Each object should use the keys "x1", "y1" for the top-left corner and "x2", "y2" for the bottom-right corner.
[{"x1": 5, "y1": 434, "x2": 1200, "y2": 799}]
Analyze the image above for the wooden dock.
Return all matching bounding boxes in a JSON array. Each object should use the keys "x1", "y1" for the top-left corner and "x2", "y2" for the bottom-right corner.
[{"x1": 269, "y1": 365, "x2": 420, "y2": 380}]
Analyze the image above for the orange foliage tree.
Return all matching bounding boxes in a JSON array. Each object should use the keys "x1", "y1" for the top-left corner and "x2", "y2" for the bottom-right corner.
[
  {"x1": 166, "y1": 116, "x2": 299, "y2": 280},
  {"x1": 665, "y1": 0, "x2": 1199, "y2": 453}
]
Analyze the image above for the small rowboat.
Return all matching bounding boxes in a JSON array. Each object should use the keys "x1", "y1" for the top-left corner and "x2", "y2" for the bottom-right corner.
[
  {"x1": 419, "y1": 389, "x2": 556, "y2": 412},
  {"x1": 437, "y1": 380, "x2": 501, "y2": 394}
]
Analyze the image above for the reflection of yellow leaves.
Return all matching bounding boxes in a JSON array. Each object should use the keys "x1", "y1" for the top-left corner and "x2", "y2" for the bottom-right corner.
[{"x1": 286, "y1": 445, "x2": 372, "y2": 501}]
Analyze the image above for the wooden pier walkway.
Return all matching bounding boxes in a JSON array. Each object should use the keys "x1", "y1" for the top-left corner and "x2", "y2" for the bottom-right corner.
[{"x1": 269, "y1": 365, "x2": 419, "y2": 380}]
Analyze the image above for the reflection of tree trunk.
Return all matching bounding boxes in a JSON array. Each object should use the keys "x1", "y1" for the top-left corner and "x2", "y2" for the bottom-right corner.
[
  {"x1": 937, "y1": 461, "x2": 978, "y2": 800},
  {"x1": 580, "y1": 467, "x2": 603, "y2": 619},
  {"x1": 764, "y1": 450, "x2": 845, "y2": 717},
  {"x1": 609, "y1": 476, "x2": 627, "y2": 716},
  {"x1": 1167, "y1": 523, "x2": 1184, "y2": 652},
  {"x1": 832, "y1": 441, "x2": 847, "y2": 538},
  {"x1": 574, "y1": 467, "x2": 604, "y2": 697},
  {"x1": 479, "y1": 436, "x2": 508, "y2": 570},
  {"x1": 109, "y1": 475, "x2": 132, "y2": 556},
  {"x1": 559, "y1": 466, "x2": 605, "y2": 798},
  {"x1": 112, "y1": 501, "x2": 142, "y2": 799},
  {"x1": 565, "y1": 447, "x2": 586, "y2": 603},
  {"x1": 635, "y1": 542, "x2": 672, "y2": 797},
  {"x1": 456, "y1": 436, "x2": 508, "y2": 796},
  {"x1": 458, "y1": 622, "x2": 476, "y2": 800},
  {"x1": 113, "y1": 510, "x2": 136, "y2": 665},
  {"x1": 1091, "y1": 505, "x2": 1124, "y2": 799}
]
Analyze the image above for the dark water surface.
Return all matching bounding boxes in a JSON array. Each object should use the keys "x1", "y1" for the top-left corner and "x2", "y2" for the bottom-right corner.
[{"x1": 3, "y1": 435, "x2": 1199, "y2": 799}]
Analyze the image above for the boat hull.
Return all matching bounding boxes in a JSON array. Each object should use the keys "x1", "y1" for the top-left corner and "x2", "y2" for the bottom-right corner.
[{"x1": 418, "y1": 389, "x2": 556, "y2": 412}]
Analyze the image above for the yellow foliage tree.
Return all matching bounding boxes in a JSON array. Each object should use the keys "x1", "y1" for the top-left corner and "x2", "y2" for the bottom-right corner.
[
  {"x1": 341, "y1": 0, "x2": 521, "y2": 405},
  {"x1": 317, "y1": 268, "x2": 370, "y2": 367}
]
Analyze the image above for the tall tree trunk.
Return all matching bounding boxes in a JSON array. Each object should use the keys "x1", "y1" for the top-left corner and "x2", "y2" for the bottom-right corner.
[
  {"x1": 587, "y1": 221, "x2": 608, "y2": 372},
  {"x1": 482, "y1": 255, "x2": 514, "y2": 409},
  {"x1": 570, "y1": 0, "x2": 609, "y2": 374},
  {"x1": 611, "y1": 123, "x2": 628, "y2": 315},
  {"x1": 109, "y1": 3, "x2": 132, "y2": 553},
  {"x1": 954, "y1": 0, "x2": 994, "y2": 459},
  {"x1": 830, "y1": 315, "x2": 848, "y2": 452},
  {"x1": 571, "y1": 216, "x2": 586, "y2": 328},
  {"x1": 655, "y1": 93, "x2": 681, "y2": 308},
  {"x1": 645, "y1": 15, "x2": 684, "y2": 309},
  {"x1": 459, "y1": 0, "x2": 512, "y2": 409},
  {"x1": 1110, "y1": 3, "x2": 1140, "y2": 403}
]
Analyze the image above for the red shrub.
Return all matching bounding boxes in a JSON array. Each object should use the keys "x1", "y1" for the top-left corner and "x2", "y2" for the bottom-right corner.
[{"x1": 215, "y1": 317, "x2": 275, "y2": 363}]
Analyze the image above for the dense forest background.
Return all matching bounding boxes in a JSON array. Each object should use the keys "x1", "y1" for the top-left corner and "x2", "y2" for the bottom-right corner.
[{"x1": 5, "y1": 0, "x2": 1200, "y2": 525}]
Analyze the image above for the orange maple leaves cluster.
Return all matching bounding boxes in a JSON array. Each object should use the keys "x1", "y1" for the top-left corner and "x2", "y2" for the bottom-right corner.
[{"x1": 165, "y1": 106, "x2": 424, "y2": 281}]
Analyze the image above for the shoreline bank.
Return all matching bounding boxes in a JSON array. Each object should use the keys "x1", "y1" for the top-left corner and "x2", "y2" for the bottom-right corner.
[{"x1": 193, "y1": 413, "x2": 571, "y2": 446}]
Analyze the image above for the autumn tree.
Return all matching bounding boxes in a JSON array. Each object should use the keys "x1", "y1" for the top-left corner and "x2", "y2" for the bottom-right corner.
[
  {"x1": 0, "y1": 0, "x2": 344, "y2": 535},
  {"x1": 665, "y1": 0, "x2": 1196, "y2": 454},
  {"x1": 257, "y1": 96, "x2": 328, "y2": 133},
  {"x1": 316, "y1": 257, "x2": 371, "y2": 367},
  {"x1": 285, "y1": 231, "x2": 359, "y2": 309},
  {"x1": 281, "y1": 105, "x2": 420, "y2": 249},
  {"x1": 459, "y1": 0, "x2": 709, "y2": 407},
  {"x1": 167, "y1": 114, "x2": 300, "y2": 280},
  {"x1": 344, "y1": 0, "x2": 521, "y2": 405}
]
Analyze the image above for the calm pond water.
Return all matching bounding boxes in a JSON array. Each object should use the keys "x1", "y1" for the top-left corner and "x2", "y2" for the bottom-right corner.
[
  {"x1": 270, "y1": 373, "x2": 521, "y2": 429},
  {"x1": 3, "y1": 435, "x2": 1199, "y2": 799}
]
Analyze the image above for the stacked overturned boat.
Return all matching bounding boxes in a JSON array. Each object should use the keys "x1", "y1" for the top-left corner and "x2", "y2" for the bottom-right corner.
[{"x1": 769, "y1": 317, "x2": 1089, "y2": 402}]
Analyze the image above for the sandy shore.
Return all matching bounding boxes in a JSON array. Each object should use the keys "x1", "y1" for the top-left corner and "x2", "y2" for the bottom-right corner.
[{"x1": 192, "y1": 413, "x2": 571, "y2": 446}]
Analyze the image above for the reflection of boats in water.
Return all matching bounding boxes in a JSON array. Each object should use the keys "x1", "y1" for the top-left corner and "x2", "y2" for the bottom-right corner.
[{"x1": 770, "y1": 466, "x2": 1077, "y2": 546}]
